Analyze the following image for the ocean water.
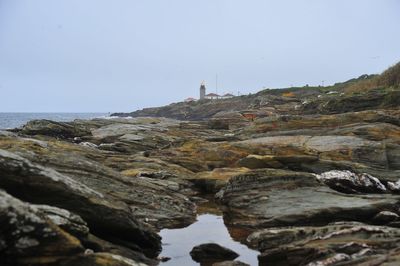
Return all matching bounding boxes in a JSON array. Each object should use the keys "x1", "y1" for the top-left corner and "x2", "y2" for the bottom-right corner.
[{"x1": 0, "y1": 113, "x2": 108, "y2": 129}]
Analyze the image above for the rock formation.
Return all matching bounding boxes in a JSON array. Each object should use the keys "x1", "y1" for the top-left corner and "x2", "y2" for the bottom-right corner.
[
  {"x1": 190, "y1": 243, "x2": 239, "y2": 263},
  {"x1": 1, "y1": 63, "x2": 400, "y2": 265}
]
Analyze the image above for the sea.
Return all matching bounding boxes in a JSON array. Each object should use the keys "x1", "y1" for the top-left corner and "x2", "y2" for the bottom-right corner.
[{"x1": 0, "y1": 113, "x2": 108, "y2": 130}]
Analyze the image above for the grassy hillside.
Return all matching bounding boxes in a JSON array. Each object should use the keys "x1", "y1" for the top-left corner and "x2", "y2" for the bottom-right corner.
[
  {"x1": 113, "y1": 61, "x2": 400, "y2": 119},
  {"x1": 345, "y1": 62, "x2": 400, "y2": 94}
]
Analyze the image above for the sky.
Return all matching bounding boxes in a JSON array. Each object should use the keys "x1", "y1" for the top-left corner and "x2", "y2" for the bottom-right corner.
[{"x1": 0, "y1": 0, "x2": 399, "y2": 112}]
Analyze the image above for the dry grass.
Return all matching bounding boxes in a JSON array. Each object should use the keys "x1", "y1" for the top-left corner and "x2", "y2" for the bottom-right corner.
[
  {"x1": 345, "y1": 61, "x2": 400, "y2": 93},
  {"x1": 282, "y1": 92, "x2": 295, "y2": 97}
]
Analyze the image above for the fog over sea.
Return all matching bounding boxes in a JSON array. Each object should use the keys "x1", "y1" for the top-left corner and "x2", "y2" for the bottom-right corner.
[{"x1": 0, "y1": 113, "x2": 108, "y2": 129}]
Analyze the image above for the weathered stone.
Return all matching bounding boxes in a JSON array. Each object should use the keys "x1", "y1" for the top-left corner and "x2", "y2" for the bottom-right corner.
[
  {"x1": 190, "y1": 243, "x2": 239, "y2": 263},
  {"x1": 158, "y1": 140, "x2": 248, "y2": 172},
  {"x1": 217, "y1": 169, "x2": 400, "y2": 228},
  {"x1": 212, "y1": 260, "x2": 250, "y2": 266},
  {"x1": 234, "y1": 135, "x2": 388, "y2": 169},
  {"x1": 79, "y1": 141, "x2": 98, "y2": 148},
  {"x1": 248, "y1": 222, "x2": 400, "y2": 266},
  {"x1": 35, "y1": 204, "x2": 89, "y2": 238},
  {"x1": 20, "y1": 119, "x2": 91, "y2": 138},
  {"x1": 190, "y1": 168, "x2": 250, "y2": 193},
  {"x1": 244, "y1": 110, "x2": 400, "y2": 136},
  {"x1": 58, "y1": 252, "x2": 149, "y2": 266},
  {"x1": 237, "y1": 155, "x2": 283, "y2": 169},
  {"x1": 0, "y1": 190, "x2": 84, "y2": 265},
  {"x1": 315, "y1": 170, "x2": 388, "y2": 194},
  {"x1": 208, "y1": 119, "x2": 230, "y2": 130},
  {"x1": 81, "y1": 234, "x2": 157, "y2": 265},
  {"x1": 0, "y1": 149, "x2": 161, "y2": 258},
  {"x1": 0, "y1": 134, "x2": 197, "y2": 231},
  {"x1": 372, "y1": 211, "x2": 400, "y2": 224}
]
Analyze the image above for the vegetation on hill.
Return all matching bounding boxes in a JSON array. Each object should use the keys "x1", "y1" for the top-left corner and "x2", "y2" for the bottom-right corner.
[
  {"x1": 113, "y1": 61, "x2": 400, "y2": 120},
  {"x1": 345, "y1": 62, "x2": 400, "y2": 93}
]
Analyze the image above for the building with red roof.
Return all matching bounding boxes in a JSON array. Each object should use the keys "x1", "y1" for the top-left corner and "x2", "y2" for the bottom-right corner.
[{"x1": 205, "y1": 93, "x2": 220, "y2": 100}]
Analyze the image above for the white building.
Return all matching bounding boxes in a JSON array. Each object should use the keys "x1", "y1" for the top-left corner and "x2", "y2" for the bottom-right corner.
[{"x1": 205, "y1": 93, "x2": 220, "y2": 100}]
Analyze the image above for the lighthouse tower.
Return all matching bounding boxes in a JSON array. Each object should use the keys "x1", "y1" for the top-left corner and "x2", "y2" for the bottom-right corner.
[{"x1": 199, "y1": 81, "x2": 206, "y2": 100}]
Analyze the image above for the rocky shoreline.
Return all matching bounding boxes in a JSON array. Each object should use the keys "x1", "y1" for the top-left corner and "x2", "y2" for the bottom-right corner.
[{"x1": 1, "y1": 66, "x2": 400, "y2": 265}]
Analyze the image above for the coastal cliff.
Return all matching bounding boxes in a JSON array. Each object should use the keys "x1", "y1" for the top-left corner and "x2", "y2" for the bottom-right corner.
[
  {"x1": 112, "y1": 63, "x2": 400, "y2": 120},
  {"x1": 1, "y1": 62, "x2": 400, "y2": 265}
]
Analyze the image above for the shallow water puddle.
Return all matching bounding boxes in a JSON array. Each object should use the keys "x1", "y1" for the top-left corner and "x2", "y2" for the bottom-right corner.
[{"x1": 160, "y1": 201, "x2": 259, "y2": 265}]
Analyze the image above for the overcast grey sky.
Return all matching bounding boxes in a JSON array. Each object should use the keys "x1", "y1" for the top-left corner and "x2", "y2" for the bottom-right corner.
[{"x1": 0, "y1": 0, "x2": 399, "y2": 112}]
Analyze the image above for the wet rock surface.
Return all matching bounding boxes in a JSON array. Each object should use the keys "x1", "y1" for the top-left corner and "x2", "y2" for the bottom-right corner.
[
  {"x1": 216, "y1": 169, "x2": 400, "y2": 228},
  {"x1": 247, "y1": 222, "x2": 400, "y2": 266},
  {"x1": 35, "y1": 204, "x2": 90, "y2": 238},
  {"x1": 0, "y1": 190, "x2": 151, "y2": 266},
  {"x1": 0, "y1": 189, "x2": 83, "y2": 265},
  {"x1": 190, "y1": 243, "x2": 239, "y2": 263},
  {"x1": 0, "y1": 149, "x2": 162, "y2": 258}
]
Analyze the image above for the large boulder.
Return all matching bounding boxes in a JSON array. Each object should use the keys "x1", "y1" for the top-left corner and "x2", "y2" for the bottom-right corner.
[
  {"x1": 315, "y1": 170, "x2": 388, "y2": 194},
  {"x1": 247, "y1": 222, "x2": 400, "y2": 265},
  {"x1": 35, "y1": 204, "x2": 90, "y2": 238},
  {"x1": 36, "y1": 205, "x2": 157, "y2": 264},
  {"x1": 190, "y1": 243, "x2": 239, "y2": 263},
  {"x1": 0, "y1": 149, "x2": 161, "y2": 257},
  {"x1": 0, "y1": 133, "x2": 197, "y2": 230},
  {"x1": 0, "y1": 191, "x2": 152, "y2": 265},
  {"x1": 19, "y1": 119, "x2": 91, "y2": 139},
  {"x1": 232, "y1": 133, "x2": 400, "y2": 182},
  {"x1": 0, "y1": 189, "x2": 84, "y2": 265},
  {"x1": 216, "y1": 169, "x2": 400, "y2": 228},
  {"x1": 234, "y1": 135, "x2": 389, "y2": 169}
]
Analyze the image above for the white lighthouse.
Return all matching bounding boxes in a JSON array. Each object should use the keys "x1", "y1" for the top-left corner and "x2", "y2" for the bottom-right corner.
[{"x1": 199, "y1": 81, "x2": 206, "y2": 100}]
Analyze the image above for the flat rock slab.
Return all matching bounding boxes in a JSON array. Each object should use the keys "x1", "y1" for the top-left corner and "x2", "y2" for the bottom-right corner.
[
  {"x1": 217, "y1": 169, "x2": 400, "y2": 228},
  {"x1": 233, "y1": 135, "x2": 389, "y2": 169},
  {"x1": 212, "y1": 261, "x2": 250, "y2": 266},
  {"x1": 247, "y1": 222, "x2": 400, "y2": 265}
]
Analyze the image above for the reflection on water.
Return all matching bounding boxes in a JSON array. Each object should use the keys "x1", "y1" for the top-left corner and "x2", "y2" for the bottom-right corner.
[{"x1": 160, "y1": 200, "x2": 259, "y2": 265}]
